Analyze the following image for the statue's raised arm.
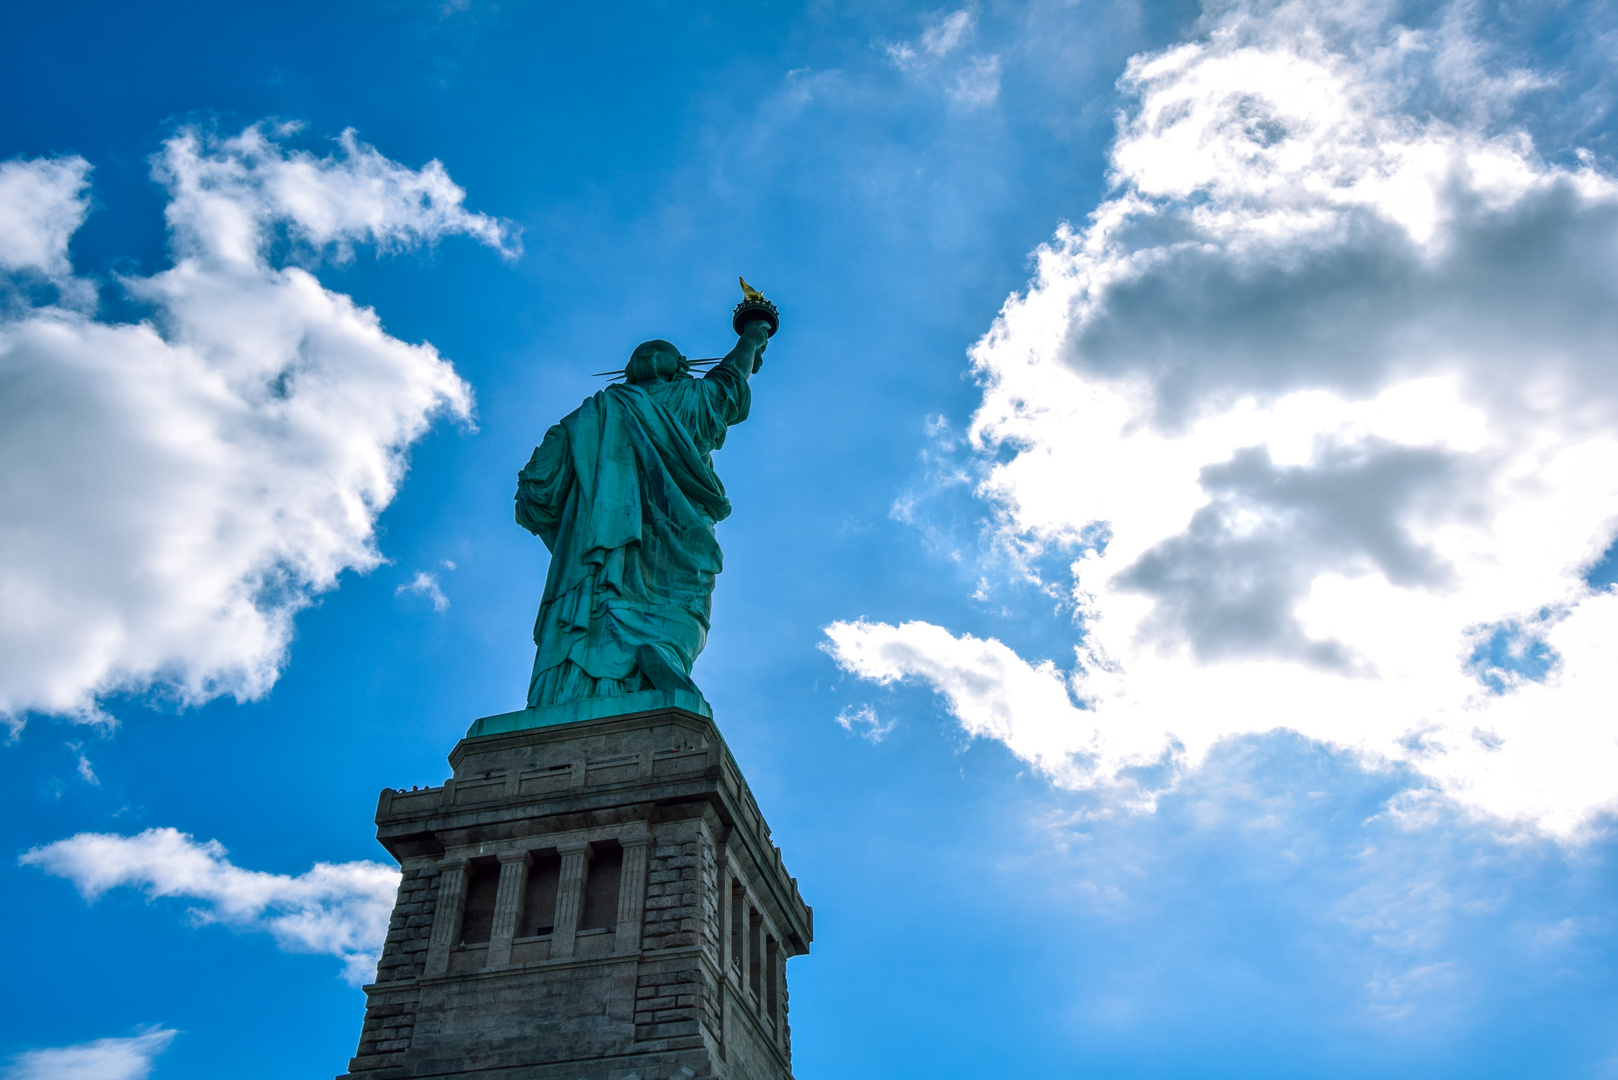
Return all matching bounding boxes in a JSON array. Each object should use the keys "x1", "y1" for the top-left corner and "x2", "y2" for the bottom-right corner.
[
  {"x1": 514, "y1": 281, "x2": 778, "y2": 714},
  {"x1": 715, "y1": 316, "x2": 770, "y2": 381}
]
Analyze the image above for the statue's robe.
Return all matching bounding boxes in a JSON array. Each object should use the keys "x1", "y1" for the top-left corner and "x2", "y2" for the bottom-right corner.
[{"x1": 515, "y1": 365, "x2": 750, "y2": 708}]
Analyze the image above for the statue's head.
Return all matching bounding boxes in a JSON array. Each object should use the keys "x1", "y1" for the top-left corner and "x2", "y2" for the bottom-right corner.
[{"x1": 624, "y1": 339, "x2": 688, "y2": 384}]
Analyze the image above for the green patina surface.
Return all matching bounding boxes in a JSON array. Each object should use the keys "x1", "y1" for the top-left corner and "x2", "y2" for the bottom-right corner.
[
  {"x1": 476, "y1": 286, "x2": 773, "y2": 739},
  {"x1": 466, "y1": 688, "x2": 713, "y2": 738}
]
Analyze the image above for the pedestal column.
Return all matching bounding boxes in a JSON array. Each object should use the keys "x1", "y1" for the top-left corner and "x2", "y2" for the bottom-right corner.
[
  {"x1": 615, "y1": 830, "x2": 651, "y2": 955},
  {"x1": 486, "y1": 851, "x2": 532, "y2": 967},
  {"x1": 551, "y1": 841, "x2": 593, "y2": 959},
  {"x1": 423, "y1": 858, "x2": 469, "y2": 978}
]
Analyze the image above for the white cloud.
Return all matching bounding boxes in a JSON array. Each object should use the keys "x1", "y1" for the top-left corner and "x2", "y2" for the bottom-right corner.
[
  {"x1": 0, "y1": 123, "x2": 512, "y2": 728},
  {"x1": 835, "y1": 620, "x2": 1136, "y2": 795},
  {"x1": 21, "y1": 827, "x2": 399, "y2": 984},
  {"x1": 3, "y1": 1028, "x2": 177, "y2": 1080},
  {"x1": 829, "y1": 0, "x2": 1618, "y2": 836},
  {"x1": 397, "y1": 570, "x2": 450, "y2": 612},
  {"x1": 154, "y1": 124, "x2": 515, "y2": 269},
  {"x1": 0, "y1": 156, "x2": 91, "y2": 279}
]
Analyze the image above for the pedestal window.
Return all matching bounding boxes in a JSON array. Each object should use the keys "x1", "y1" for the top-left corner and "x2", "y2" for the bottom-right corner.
[
  {"x1": 766, "y1": 935, "x2": 779, "y2": 1022},
  {"x1": 729, "y1": 879, "x2": 745, "y2": 974},
  {"x1": 579, "y1": 841, "x2": 623, "y2": 931},
  {"x1": 458, "y1": 860, "x2": 501, "y2": 945},
  {"x1": 519, "y1": 851, "x2": 562, "y2": 937},
  {"x1": 748, "y1": 908, "x2": 764, "y2": 1001}
]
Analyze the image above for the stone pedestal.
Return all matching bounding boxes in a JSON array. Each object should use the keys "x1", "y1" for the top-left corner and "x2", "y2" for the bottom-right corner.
[{"x1": 338, "y1": 699, "x2": 812, "y2": 1080}]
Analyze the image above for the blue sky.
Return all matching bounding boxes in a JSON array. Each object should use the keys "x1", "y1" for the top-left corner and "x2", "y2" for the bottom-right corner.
[{"x1": 5, "y1": 1, "x2": 1618, "y2": 1077}]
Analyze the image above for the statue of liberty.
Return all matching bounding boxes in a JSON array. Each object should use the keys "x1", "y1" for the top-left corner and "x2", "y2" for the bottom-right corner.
[{"x1": 514, "y1": 282, "x2": 777, "y2": 710}]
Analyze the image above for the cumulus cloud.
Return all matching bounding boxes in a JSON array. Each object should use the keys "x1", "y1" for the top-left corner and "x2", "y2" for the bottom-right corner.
[
  {"x1": 828, "y1": 0, "x2": 1618, "y2": 835},
  {"x1": 21, "y1": 827, "x2": 399, "y2": 984},
  {"x1": 3, "y1": 1027, "x2": 177, "y2": 1080},
  {"x1": 0, "y1": 123, "x2": 512, "y2": 728}
]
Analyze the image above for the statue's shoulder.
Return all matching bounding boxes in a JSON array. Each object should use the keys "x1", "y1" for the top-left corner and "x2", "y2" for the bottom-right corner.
[{"x1": 561, "y1": 385, "x2": 623, "y2": 423}]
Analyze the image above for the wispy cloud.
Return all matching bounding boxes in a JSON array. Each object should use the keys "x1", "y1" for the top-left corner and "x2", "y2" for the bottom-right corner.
[
  {"x1": 886, "y1": 8, "x2": 977, "y2": 69},
  {"x1": 66, "y1": 742, "x2": 99, "y2": 785},
  {"x1": 835, "y1": 703, "x2": 896, "y2": 743},
  {"x1": 883, "y1": 8, "x2": 1000, "y2": 109},
  {"x1": 0, "y1": 123, "x2": 509, "y2": 729},
  {"x1": 21, "y1": 828, "x2": 399, "y2": 984},
  {"x1": 3, "y1": 1027, "x2": 176, "y2": 1080},
  {"x1": 397, "y1": 570, "x2": 450, "y2": 612},
  {"x1": 830, "y1": 0, "x2": 1618, "y2": 836},
  {"x1": 1014, "y1": 730, "x2": 1618, "y2": 1034},
  {"x1": 948, "y1": 55, "x2": 1001, "y2": 107}
]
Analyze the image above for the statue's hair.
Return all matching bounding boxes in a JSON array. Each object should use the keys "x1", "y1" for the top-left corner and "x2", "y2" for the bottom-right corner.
[{"x1": 624, "y1": 339, "x2": 688, "y2": 384}]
